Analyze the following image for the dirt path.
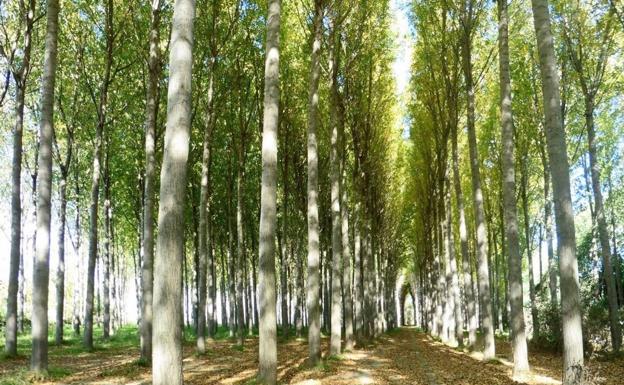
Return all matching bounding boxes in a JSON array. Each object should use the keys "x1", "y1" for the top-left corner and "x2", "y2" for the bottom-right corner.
[{"x1": 3, "y1": 327, "x2": 623, "y2": 384}]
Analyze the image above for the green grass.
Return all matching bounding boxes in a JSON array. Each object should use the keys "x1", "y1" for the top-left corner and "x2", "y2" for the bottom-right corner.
[
  {"x1": 0, "y1": 370, "x2": 30, "y2": 385},
  {"x1": 0, "y1": 324, "x2": 141, "y2": 362},
  {"x1": 1, "y1": 323, "x2": 252, "y2": 359},
  {"x1": 0, "y1": 365, "x2": 74, "y2": 385}
]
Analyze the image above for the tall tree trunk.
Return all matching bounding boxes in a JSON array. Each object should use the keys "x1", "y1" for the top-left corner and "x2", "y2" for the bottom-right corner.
[
  {"x1": 461, "y1": 2, "x2": 495, "y2": 359},
  {"x1": 152, "y1": 0, "x2": 195, "y2": 382},
  {"x1": 257, "y1": 0, "x2": 280, "y2": 383},
  {"x1": 498, "y1": 0, "x2": 529, "y2": 374},
  {"x1": 227, "y1": 165, "x2": 236, "y2": 336},
  {"x1": 236, "y1": 162, "x2": 245, "y2": 345},
  {"x1": 306, "y1": 0, "x2": 323, "y2": 366},
  {"x1": 220, "y1": 245, "x2": 228, "y2": 328},
  {"x1": 341, "y1": 135, "x2": 354, "y2": 351},
  {"x1": 55, "y1": 175, "x2": 68, "y2": 345},
  {"x1": 197, "y1": 67, "x2": 215, "y2": 353},
  {"x1": 208, "y1": 221, "x2": 216, "y2": 337},
  {"x1": 521, "y1": 163, "x2": 539, "y2": 338},
  {"x1": 280, "y1": 122, "x2": 289, "y2": 335},
  {"x1": 85, "y1": 0, "x2": 114, "y2": 350},
  {"x1": 103, "y1": 153, "x2": 112, "y2": 340},
  {"x1": 141, "y1": 0, "x2": 161, "y2": 363},
  {"x1": 73, "y1": 175, "x2": 82, "y2": 336},
  {"x1": 329, "y1": 9, "x2": 343, "y2": 356},
  {"x1": 53, "y1": 117, "x2": 74, "y2": 345},
  {"x1": 540, "y1": 139, "x2": 558, "y2": 306},
  {"x1": 531, "y1": 0, "x2": 584, "y2": 382},
  {"x1": 445, "y1": 176, "x2": 463, "y2": 347},
  {"x1": 5, "y1": 70, "x2": 24, "y2": 355},
  {"x1": 31, "y1": 0, "x2": 60, "y2": 372},
  {"x1": 5, "y1": 0, "x2": 35, "y2": 357},
  {"x1": 584, "y1": 95, "x2": 622, "y2": 351},
  {"x1": 442, "y1": 182, "x2": 455, "y2": 345},
  {"x1": 451, "y1": 119, "x2": 476, "y2": 348},
  {"x1": 353, "y1": 206, "x2": 363, "y2": 341}
]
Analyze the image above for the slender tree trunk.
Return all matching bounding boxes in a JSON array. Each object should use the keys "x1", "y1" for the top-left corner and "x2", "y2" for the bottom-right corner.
[
  {"x1": 6, "y1": 0, "x2": 35, "y2": 357},
  {"x1": 85, "y1": 0, "x2": 114, "y2": 349},
  {"x1": 306, "y1": 0, "x2": 323, "y2": 366},
  {"x1": 584, "y1": 96, "x2": 622, "y2": 351},
  {"x1": 499, "y1": 0, "x2": 529, "y2": 374},
  {"x1": 6, "y1": 74, "x2": 25, "y2": 358},
  {"x1": 208, "y1": 222, "x2": 216, "y2": 337},
  {"x1": 152, "y1": 0, "x2": 195, "y2": 382},
  {"x1": 103, "y1": 158, "x2": 112, "y2": 340},
  {"x1": 31, "y1": 0, "x2": 60, "y2": 372},
  {"x1": 445, "y1": 176, "x2": 463, "y2": 346},
  {"x1": 341, "y1": 144, "x2": 354, "y2": 351},
  {"x1": 236, "y1": 163, "x2": 245, "y2": 345},
  {"x1": 55, "y1": 176, "x2": 68, "y2": 345},
  {"x1": 141, "y1": 0, "x2": 161, "y2": 363},
  {"x1": 452, "y1": 121, "x2": 476, "y2": 348},
  {"x1": 329, "y1": 10, "x2": 343, "y2": 355},
  {"x1": 461, "y1": 7, "x2": 495, "y2": 358},
  {"x1": 197, "y1": 68, "x2": 215, "y2": 353},
  {"x1": 540, "y1": 140, "x2": 558, "y2": 306},
  {"x1": 220, "y1": 245, "x2": 228, "y2": 328},
  {"x1": 522, "y1": 163, "x2": 539, "y2": 338},
  {"x1": 531, "y1": 0, "x2": 584, "y2": 382},
  {"x1": 257, "y1": 0, "x2": 280, "y2": 382},
  {"x1": 353, "y1": 207, "x2": 363, "y2": 341},
  {"x1": 73, "y1": 176, "x2": 82, "y2": 336},
  {"x1": 442, "y1": 183, "x2": 455, "y2": 345},
  {"x1": 251, "y1": 233, "x2": 259, "y2": 330},
  {"x1": 19, "y1": 244, "x2": 26, "y2": 334},
  {"x1": 280, "y1": 127, "x2": 289, "y2": 335}
]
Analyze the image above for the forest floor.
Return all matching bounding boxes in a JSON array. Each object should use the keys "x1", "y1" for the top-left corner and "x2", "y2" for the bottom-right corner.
[{"x1": 1, "y1": 326, "x2": 622, "y2": 385}]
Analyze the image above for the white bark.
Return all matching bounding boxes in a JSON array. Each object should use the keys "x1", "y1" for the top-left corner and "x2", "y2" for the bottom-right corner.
[
  {"x1": 498, "y1": 0, "x2": 529, "y2": 375},
  {"x1": 31, "y1": 0, "x2": 60, "y2": 373},
  {"x1": 531, "y1": 0, "x2": 584, "y2": 382},
  {"x1": 258, "y1": 0, "x2": 280, "y2": 383},
  {"x1": 306, "y1": 0, "x2": 323, "y2": 365},
  {"x1": 152, "y1": 0, "x2": 195, "y2": 382}
]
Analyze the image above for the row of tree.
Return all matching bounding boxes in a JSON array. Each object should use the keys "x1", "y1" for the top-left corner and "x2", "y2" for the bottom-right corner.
[
  {"x1": 404, "y1": 0, "x2": 623, "y2": 384},
  {"x1": 1, "y1": 0, "x2": 405, "y2": 384}
]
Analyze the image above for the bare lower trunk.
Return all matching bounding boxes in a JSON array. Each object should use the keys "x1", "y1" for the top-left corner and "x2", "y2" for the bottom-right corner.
[
  {"x1": 341, "y1": 159, "x2": 354, "y2": 351},
  {"x1": 55, "y1": 178, "x2": 68, "y2": 345},
  {"x1": 522, "y1": 165, "x2": 539, "y2": 338},
  {"x1": 141, "y1": 0, "x2": 161, "y2": 363},
  {"x1": 85, "y1": 0, "x2": 114, "y2": 350},
  {"x1": 353, "y1": 208, "x2": 363, "y2": 341},
  {"x1": 329, "y1": 13, "x2": 343, "y2": 355},
  {"x1": 531, "y1": 0, "x2": 584, "y2": 382},
  {"x1": 445, "y1": 177, "x2": 462, "y2": 347},
  {"x1": 452, "y1": 122, "x2": 476, "y2": 348},
  {"x1": 584, "y1": 96, "x2": 621, "y2": 352},
  {"x1": 103, "y1": 169, "x2": 112, "y2": 340},
  {"x1": 499, "y1": 0, "x2": 529, "y2": 374},
  {"x1": 152, "y1": 0, "x2": 195, "y2": 382},
  {"x1": 6, "y1": 83, "x2": 25, "y2": 358},
  {"x1": 6, "y1": 0, "x2": 35, "y2": 356},
  {"x1": 257, "y1": 1, "x2": 280, "y2": 383},
  {"x1": 306, "y1": 0, "x2": 323, "y2": 366},
  {"x1": 540, "y1": 141, "x2": 558, "y2": 306},
  {"x1": 236, "y1": 169, "x2": 245, "y2": 345},
  {"x1": 462, "y1": 15, "x2": 495, "y2": 359},
  {"x1": 31, "y1": 0, "x2": 60, "y2": 372},
  {"x1": 197, "y1": 68, "x2": 214, "y2": 353}
]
